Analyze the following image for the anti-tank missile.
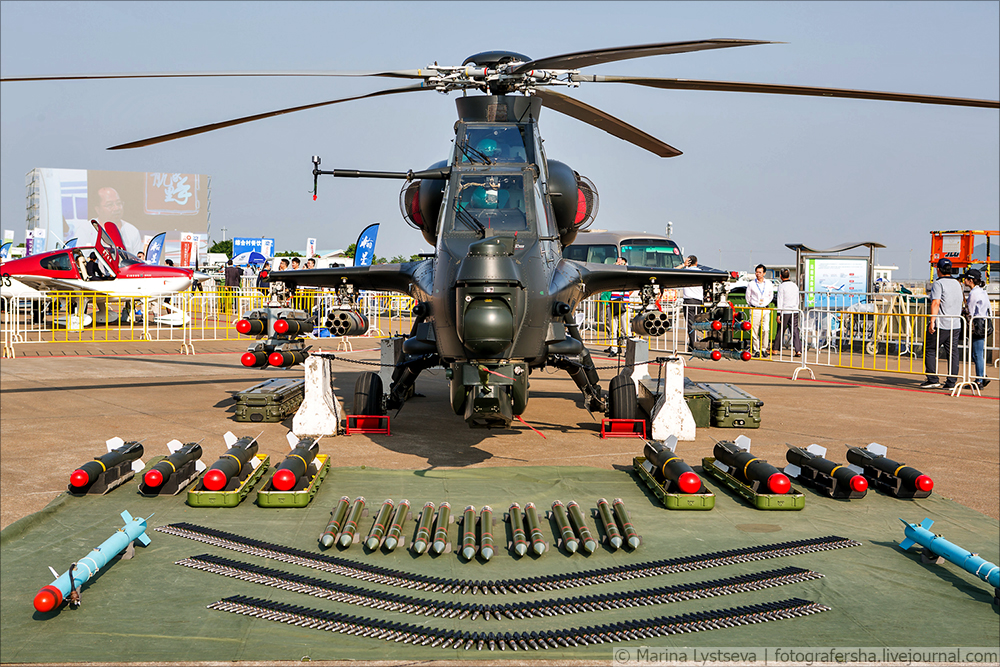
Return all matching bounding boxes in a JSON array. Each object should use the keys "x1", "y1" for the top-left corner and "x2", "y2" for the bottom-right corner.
[
  {"x1": 567, "y1": 501, "x2": 597, "y2": 554},
  {"x1": 508, "y1": 502, "x2": 528, "y2": 556},
  {"x1": 70, "y1": 438, "x2": 144, "y2": 488},
  {"x1": 366, "y1": 499, "x2": 395, "y2": 550},
  {"x1": 480, "y1": 505, "x2": 495, "y2": 561},
  {"x1": 33, "y1": 510, "x2": 151, "y2": 613},
  {"x1": 899, "y1": 518, "x2": 999, "y2": 590},
  {"x1": 524, "y1": 502, "x2": 547, "y2": 555},
  {"x1": 339, "y1": 496, "x2": 366, "y2": 547},
  {"x1": 411, "y1": 501, "x2": 435, "y2": 554},
  {"x1": 596, "y1": 498, "x2": 622, "y2": 550},
  {"x1": 142, "y1": 441, "x2": 205, "y2": 489},
  {"x1": 383, "y1": 499, "x2": 409, "y2": 551},
  {"x1": 846, "y1": 444, "x2": 933, "y2": 496},
  {"x1": 785, "y1": 444, "x2": 867, "y2": 498},
  {"x1": 201, "y1": 433, "x2": 260, "y2": 491},
  {"x1": 643, "y1": 438, "x2": 704, "y2": 494},
  {"x1": 320, "y1": 496, "x2": 352, "y2": 548},
  {"x1": 432, "y1": 501, "x2": 452, "y2": 555},
  {"x1": 270, "y1": 436, "x2": 319, "y2": 491},
  {"x1": 713, "y1": 438, "x2": 790, "y2": 494}
]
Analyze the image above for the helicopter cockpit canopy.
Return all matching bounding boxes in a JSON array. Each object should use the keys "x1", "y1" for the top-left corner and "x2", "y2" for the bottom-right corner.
[
  {"x1": 454, "y1": 174, "x2": 527, "y2": 233},
  {"x1": 458, "y1": 125, "x2": 529, "y2": 164}
]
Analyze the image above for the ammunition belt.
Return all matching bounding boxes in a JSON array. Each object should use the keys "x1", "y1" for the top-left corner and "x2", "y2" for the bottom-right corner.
[
  {"x1": 178, "y1": 554, "x2": 823, "y2": 621},
  {"x1": 208, "y1": 595, "x2": 830, "y2": 650},
  {"x1": 157, "y1": 523, "x2": 859, "y2": 594}
]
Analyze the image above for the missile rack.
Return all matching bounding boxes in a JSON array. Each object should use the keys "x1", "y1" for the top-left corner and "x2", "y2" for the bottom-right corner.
[
  {"x1": 137, "y1": 455, "x2": 203, "y2": 497},
  {"x1": 256, "y1": 454, "x2": 330, "y2": 508},
  {"x1": 702, "y1": 457, "x2": 805, "y2": 511},
  {"x1": 633, "y1": 456, "x2": 715, "y2": 510},
  {"x1": 187, "y1": 454, "x2": 271, "y2": 508}
]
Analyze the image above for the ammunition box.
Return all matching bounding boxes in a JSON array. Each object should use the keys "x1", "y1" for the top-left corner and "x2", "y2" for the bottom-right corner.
[
  {"x1": 682, "y1": 378, "x2": 712, "y2": 428},
  {"x1": 233, "y1": 378, "x2": 305, "y2": 423},
  {"x1": 701, "y1": 382, "x2": 763, "y2": 428}
]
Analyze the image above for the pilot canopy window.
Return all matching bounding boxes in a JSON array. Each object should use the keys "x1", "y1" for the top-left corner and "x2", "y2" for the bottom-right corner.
[
  {"x1": 454, "y1": 175, "x2": 527, "y2": 233},
  {"x1": 41, "y1": 252, "x2": 73, "y2": 272},
  {"x1": 621, "y1": 240, "x2": 684, "y2": 268},
  {"x1": 459, "y1": 126, "x2": 528, "y2": 164}
]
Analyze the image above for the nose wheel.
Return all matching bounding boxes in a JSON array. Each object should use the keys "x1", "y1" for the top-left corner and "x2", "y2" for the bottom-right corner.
[
  {"x1": 607, "y1": 372, "x2": 637, "y2": 420},
  {"x1": 353, "y1": 371, "x2": 385, "y2": 416}
]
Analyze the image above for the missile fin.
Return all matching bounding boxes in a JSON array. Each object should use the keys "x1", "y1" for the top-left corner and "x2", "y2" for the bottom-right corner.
[
  {"x1": 136, "y1": 532, "x2": 151, "y2": 547},
  {"x1": 712, "y1": 459, "x2": 731, "y2": 474},
  {"x1": 663, "y1": 435, "x2": 678, "y2": 453},
  {"x1": 845, "y1": 463, "x2": 864, "y2": 475},
  {"x1": 806, "y1": 444, "x2": 827, "y2": 456},
  {"x1": 919, "y1": 518, "x2": 934, "y2": 530},
  {"x1": 734, "y1": 435, "x2": 752, "y2": 452},
  {"x1": 166, "y1": 439, "x2": 184, "y2": 454},
  {"x1": 223, "y1": 431, "x2": 238, "y2": 447},
  {"x1": 249, "y1": 456, "x2": 262, "y2": 470},
  {"x1": 195, "y1": 460, "x2": 207, "y2": 472},
  {"x1": 866, "y1": 443, "x2": 888, "y2": 457},
  {"x1": 784, "y1": 464, "x2": 802, "y2": 478},
  {"x1": 899, "y1": 538, "x2": 916, "y2": 551},
  {"x1": 286, "y1": 432, "x2": 299, "y2": 448},
  {"x1": 120, "y1": 510, "x2": 135, "y2": 524},
  {"x1": 105, "y1": 437, "x2": 124, "y2": 452}
]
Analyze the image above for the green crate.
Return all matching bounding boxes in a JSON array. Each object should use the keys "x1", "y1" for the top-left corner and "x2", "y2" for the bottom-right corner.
[
  {"x1": 683, "y1": 378, "x2": 712, "y2": 428},
  {"x1": 257, "y1": 454, "x2": 330, "y2": 508},
  {"x1": 233, "y1": 378, "x2": 305, "y2": 423},
  {"x1": 186, "y1": 454, "x2": 270, "y2": 508},
  {"x1": 702, "y1": 382, "x2": 762, "y2": 428},
  {"x1": 633, "y1": 456, "x2": 715, "y2": 510},
  {"x1": 702, "y1": 456, "x2": 804, "y2": 510}
]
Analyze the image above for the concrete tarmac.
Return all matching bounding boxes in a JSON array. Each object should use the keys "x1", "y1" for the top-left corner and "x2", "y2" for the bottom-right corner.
[{"x1": 1, "y1": 338, "x2": 997, "y2": 530}]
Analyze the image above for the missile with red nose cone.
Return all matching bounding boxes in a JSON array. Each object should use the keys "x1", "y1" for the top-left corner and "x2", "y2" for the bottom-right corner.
[
  {"x1": 201, "y1": 432, "x2": 261, "y2": 492},
  {"x1": 713, "y1": 436, "x2": 790, "y2": 495},
  {"x1": 784, "y1": 444, "x2": 868, "y2": 499},
  {"x1": 33, "y1": 510, "x2": 151, "y2": 613},
  {"x1": 846, "y1": 443, "x2": 933, "y2": 498},
  {"x1": 142, "y1": 440, "x2": 206, "y2": 489},
  {"x1": 269, "y1": 433, "x2": 320, "y2": 491},
  {"x1": 69, "y1": 438, "x2": 145, "y2": 489},
  {"x1": 643, "y1": 436, "x2": 705, "y2": 494}
]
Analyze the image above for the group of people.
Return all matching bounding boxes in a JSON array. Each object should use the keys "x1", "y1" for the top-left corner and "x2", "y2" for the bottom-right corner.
[
  {"x1": 921, "y1": 258, "x2": 992, "y2": 390},
  {"x1": 744, "y1": 264, "x2": 802, "y2": 358}
]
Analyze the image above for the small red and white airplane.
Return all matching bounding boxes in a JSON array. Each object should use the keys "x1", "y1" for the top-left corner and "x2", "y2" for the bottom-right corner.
[{"x1": 1, "y1": 221, "x2": 209, "y2": 325}]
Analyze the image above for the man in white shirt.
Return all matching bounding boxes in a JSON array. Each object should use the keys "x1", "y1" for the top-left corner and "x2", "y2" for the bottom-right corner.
[
  {"x1": 746, "y1": 264, "x2": 775, "y2": 358},
  {"x1": 772, "y1": 268, "x2": 801, "y2": 356},
  {"x1": 681, "y1": 255, "x2": 703, "y2": 350}
]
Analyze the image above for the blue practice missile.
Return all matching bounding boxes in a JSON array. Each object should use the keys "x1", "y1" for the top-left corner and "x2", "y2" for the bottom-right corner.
[
  {"x1": 33, "y1": 510, "x2": 151, "y2": 613},
  {"x1": 899, "y1": 518, "x2": 999, "y2": 589}
]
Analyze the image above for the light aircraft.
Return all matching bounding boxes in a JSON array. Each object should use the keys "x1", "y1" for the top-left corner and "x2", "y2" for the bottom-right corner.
[
  {"x1": 6, "y1": 39, "x2": 995, "y2": 427},
  {"x1": 1, "y1": 221, "x2": 209, "y2": 326}
]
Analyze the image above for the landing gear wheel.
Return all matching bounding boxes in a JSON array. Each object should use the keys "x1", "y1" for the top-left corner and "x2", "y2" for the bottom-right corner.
[
  {"x1": 353, "y1": 371, "x2": 385, "y2": 415},
  {"x1": 607, "y1": 372, "x2": 637, "y2": 420}
]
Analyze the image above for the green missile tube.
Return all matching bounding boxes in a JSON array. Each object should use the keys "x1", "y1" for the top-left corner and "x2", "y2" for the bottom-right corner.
[
  {"x1": 508, "y1": 502, "x2": 528, "y2": 556},
  {"x1": 365, "y1": 499, "x2": 395, "y2": 550},
  {"x1": 320, "y1": 495, "x2": 351, "y2": 548},
  {"x1": 431, "y1": 501, "x2": 452, "y2": 554},
  {"x1": 613, "y1": 497, "x2": 640, "y2": 550},
  {"x1": 567, "y1": 500, "x2": 597, "y2": 554},
  {"x1": 383, "y1": 499, "x2": 409, "y2": 551},
  {"x1": 461, "y1": 505, "x2": 477, "y2": 560},
  {"x1": 411, "y1": 501, "x2": 435, "y2": 554},
  {"x1": 480, "y1": 505, "x2": 495, "y2": 561},
  {"x1": 338, "y1": 496, "x2": 366, "y2": 548},
  {"x1": 597, "y1": 497, "x2": 622, "y2": 550},
  {"x1": 524, "y1": 502, "x2": 547, "y2": 555},
  {"x1": 551, "y1": 500, "x2": 578, "y2": 554}
]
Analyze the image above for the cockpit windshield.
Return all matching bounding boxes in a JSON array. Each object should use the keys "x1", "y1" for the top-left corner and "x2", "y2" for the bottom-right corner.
[
  {"x1": 459, "y1": 126, "x2": 528, "y2": 164},
  {"x1": 454, "y1": 174, "x2": 527, "y2": 233}
]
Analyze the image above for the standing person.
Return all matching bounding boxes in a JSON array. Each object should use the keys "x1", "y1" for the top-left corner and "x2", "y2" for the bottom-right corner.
[
  {"x1": 773, "y1": 268, "x2": 802, "y2": 356},
  {"x1": 256, "y1": 261, "x2": 271, "y2": 293},
  {"x1": 603, "y1": 257, "x2": 630, "y2": 355},
  {"x1": 224, "y1": 259, "x2": 244, "y2": 313},
  {"x1": 921, "y1": 258, "x2": 964, "y2": 389},
  {"x1": 746, "y1": 264, "x2": 775, "y2": 358},
  {"x1": 963, "y1": 269, "x2": 992, "y2": 389},
  {"x1": 681, "y1": 255, "x2": 703, "y2": 351}
]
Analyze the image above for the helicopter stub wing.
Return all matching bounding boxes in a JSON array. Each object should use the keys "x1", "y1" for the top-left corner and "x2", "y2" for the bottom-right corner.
[
  {"x1": 556, "y1": 259, "x2": 730, "y2": 299},
  {"x1": 270, "y1": 260, "x2": 433, "y2": 297}
]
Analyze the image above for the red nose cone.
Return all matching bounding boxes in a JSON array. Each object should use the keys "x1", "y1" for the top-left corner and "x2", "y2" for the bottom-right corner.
[
  {"x1": 710, "y1": 349, "x2": 722, "y2": 361},
  {"x1": 273, "y1": 319, "x2": 289, "y2": 334},
  {"x1": 33, "y1": 587, "x2": 61, "y2": 613},
  {"x1": 144, "y1": 469, "x2": 164, "y2": 488},
  {"x1": 70, "y1": 469, "x2": 90, "y2": 488},
  {"x1": 677, "y1": 471, "x2": 702, "y2": 494},
  {"x1": 767, "y1": 473, "x2": 791, "y2": 495},
  {"x1": 850, "y1": 475, "x2": 869, "y2": 494},
  {"x1": 241, "y1": 352, "x2": 258, "y2": 367},
  {"x1": 915, "y1": 475, "x2": 934, "y2": 492},
  {"x1": 272, "y1": 469, "x2": 297, "y2": 491},
  {"x1": 202, "y1": 469, "x2": 228, "y2": 491},
  {"x1": 741, "y1": 321, "x2": 752, "y2": 331},
  {"x1": 711, "y1": 320, "x2": 723, "y2": 331},
  {"x1": 268, "y1": 351, "x2": 286, "y2": 367},
  {"x1": 236, "y1": 319, "x2": 252, "y2": 334},
  {"x1": 741, "y1": 351, "x2": 753, "y2": 361}
]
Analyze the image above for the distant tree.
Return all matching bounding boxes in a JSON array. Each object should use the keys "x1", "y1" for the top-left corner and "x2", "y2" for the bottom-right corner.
[
  {"x1": 274, "y1": 250, "x2": 303, "y2": 257},
  {"x1": 209, "y1": 240, "x2": 232, "y2": 258},
  {"x1": 344, "y1": 243, "x2": 356, "y2": 259}
]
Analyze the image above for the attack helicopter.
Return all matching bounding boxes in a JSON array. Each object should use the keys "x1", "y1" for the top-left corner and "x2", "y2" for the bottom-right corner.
[{"x1": 5, "y1": 39, "x2": 996, "y2": 429}]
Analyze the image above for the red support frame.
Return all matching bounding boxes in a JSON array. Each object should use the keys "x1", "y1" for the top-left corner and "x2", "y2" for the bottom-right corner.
[
  {"x1": 600, "y1": 419, "x2": 646, "y2": 439},
  {"x1": 345, "y1": 415, "x2": 391, "y2": 435}
]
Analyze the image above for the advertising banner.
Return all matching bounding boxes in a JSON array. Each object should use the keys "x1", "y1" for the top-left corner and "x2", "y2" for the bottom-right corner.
[
  {"x1": 306, "y1": 237, "x2": 317, "y2": 258},
  {"x1": 353, "y1": 224, "x2": 379, "y2": 267},
  {"x1": 233, "y1": 237, "x2": 276, "y2": 260},
  {"x1": 804, "y1": 258, "x2": 869, "y2": 308}
]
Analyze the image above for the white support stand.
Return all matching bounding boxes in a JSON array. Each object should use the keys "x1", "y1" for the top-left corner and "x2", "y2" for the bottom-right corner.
[
  {"x1": 292, "y1": 355, "x2": 343, "y2": 437},
  {"x1": 650, "y1": 358, "x2": 696, "y2": 442}
]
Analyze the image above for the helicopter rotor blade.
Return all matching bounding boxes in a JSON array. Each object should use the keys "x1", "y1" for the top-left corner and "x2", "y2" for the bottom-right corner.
[
  {"x1": 576, "y1": 74, "x2": 1000, "y2": 109},
  {"x1": 107, "y1": 82, "x2": 434, "y2": 150},
  {"x1": 513, "y1": 38, "x2": 775, "y2": 74},
  {"x1": 533, "y1": 88, "x2": 682, "y2": 158},
  {"x1": 1, "y1": 69, "x2": 430, "y2": 83}
]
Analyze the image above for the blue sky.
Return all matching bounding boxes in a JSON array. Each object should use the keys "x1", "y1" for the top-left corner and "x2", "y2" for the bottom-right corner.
[{"x1": 1, "y1": 1, "x2": 997, "y2": 277}]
